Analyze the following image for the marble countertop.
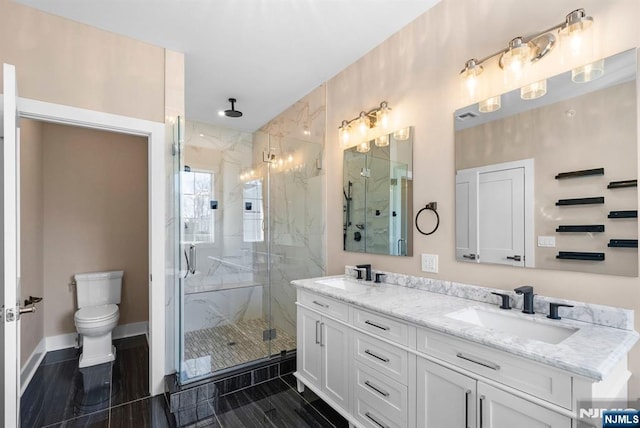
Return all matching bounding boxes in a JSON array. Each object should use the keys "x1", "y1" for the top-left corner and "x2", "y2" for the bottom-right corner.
[{"x1": 292, "y1": 275, "x2": 639, "y2": 381}]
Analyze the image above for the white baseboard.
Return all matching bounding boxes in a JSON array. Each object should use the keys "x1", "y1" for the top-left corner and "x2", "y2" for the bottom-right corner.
[
  {"x1": 22, "y1": 322, "x2": 149, "y2": 394},
  {"x1": 20, "y1": 338, "x2": 46, "y2": 396}
]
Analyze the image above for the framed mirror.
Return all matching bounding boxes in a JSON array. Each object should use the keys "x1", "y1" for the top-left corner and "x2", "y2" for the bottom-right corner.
[
  {"x1": 454, "y1": 49, "x2": 638, "y2": 276},
  {"x1": 343, "y1": 127, "x2": 413, "y2": 256}
]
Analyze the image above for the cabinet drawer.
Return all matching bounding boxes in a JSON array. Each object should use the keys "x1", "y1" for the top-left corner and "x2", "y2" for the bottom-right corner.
[
  {"x1": 351, "y1": 307, "x2": 409, "y2": 346},
  {"x1": 354, "y1": 361, "x2": 408, "y2": 426},
  {"x1": 299, "y1": 290, "x2": 348, "y2": 322},
  {"x1": 354, "y1": 332, "x2": 408, "y2": 384},
  {"x1": 416, "y1": 328, "x2": 572, "y2": 409}
]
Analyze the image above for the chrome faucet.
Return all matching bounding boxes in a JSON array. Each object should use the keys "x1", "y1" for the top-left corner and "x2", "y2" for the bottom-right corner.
[
  {"x1": 356, "y1": 264, "x2": 372, "y2": 281},
  {"x1": 514, "y1": 286, "x2": 535, "y2": 314}
]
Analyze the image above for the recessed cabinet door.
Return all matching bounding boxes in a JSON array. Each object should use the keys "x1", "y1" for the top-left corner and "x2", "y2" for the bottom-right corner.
[
  {"x1": 417, "y1": 358, "x2": 477, "y2": 428},
  {"x1": 322, "y1": 316, "x2": 350, "y2": 410},
  {"x1": 298, "y1": 308, "x2": 322, "y2": 389},
  {"x1": 456, "y1": 169, "x2": 478, "y2": 263},
  {"x1": 477, "y1": 382, "x2": 571, "y2": 428}
]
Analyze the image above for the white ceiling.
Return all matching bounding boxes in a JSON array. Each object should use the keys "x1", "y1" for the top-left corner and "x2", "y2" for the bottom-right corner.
[{"x1": 16, "y1": 0, "x2": 440, "y2": 131}]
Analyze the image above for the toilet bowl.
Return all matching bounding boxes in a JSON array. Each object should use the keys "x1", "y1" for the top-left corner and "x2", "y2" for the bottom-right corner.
[{"x1": 74, "y1": 271, "x2": 123, "y2": 368}]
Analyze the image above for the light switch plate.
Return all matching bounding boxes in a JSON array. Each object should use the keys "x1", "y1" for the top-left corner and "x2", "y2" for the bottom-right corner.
[
  {"x1": 537, "y1": 236, "x2": 556, "y2": 247},
  {"x1": 421, "y1": 253, "x2": 438, "y2": 273}
]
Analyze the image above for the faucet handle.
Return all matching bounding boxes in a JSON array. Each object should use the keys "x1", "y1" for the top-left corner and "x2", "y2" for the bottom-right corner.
[
  {"x1": 491, "y1": 292, "x2": 512, "y2": 310},
  {"x1": 547, "y1": 303, "x2": 574, "y2": 320},
  {"x1": 353, "y1": 268, "x2": 364, "y2": 280},
  {"x1": 374, "y1": 273, "x2": 386, "y2": 284}
]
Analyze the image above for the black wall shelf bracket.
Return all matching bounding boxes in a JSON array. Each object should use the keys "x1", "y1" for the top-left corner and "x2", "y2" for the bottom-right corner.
[
  {"x1": 608, "y1": 210, "x2": 638, "y2": 219},
  {"x1": 555, "y1": 168, "x2": 604, "y2": 180},
  {"x1": 555, "y1": 225, "x2": 605, "y2": 233},
  {"x1": 607, "y1": 179, "x2": 637, "y2": 189},
  {"x1": 555, "y1": 197, "x2": 604, "y2": 206},
  {"x1": 556, "y1": 252, "x2": 605, "y2": 261},
  {"x1": 608, "y1": 239, "x2": 638, "y2": 248}
]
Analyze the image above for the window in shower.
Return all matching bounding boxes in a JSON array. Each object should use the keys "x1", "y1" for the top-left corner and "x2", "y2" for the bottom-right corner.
[
  {"x1": 243, "y1": 178, "x2": 264, "y2": 242},
  {"x1": 181, "y1": 170, "x2": 215, "y2": 243}
]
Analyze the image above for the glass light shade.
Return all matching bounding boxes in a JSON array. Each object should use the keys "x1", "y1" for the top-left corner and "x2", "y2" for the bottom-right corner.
[
  {"x1": 559, "y1": 9, "x2": 594, "y2": 60},
  {"x1": 393, "y1": 127, "x2": 411, "y2": 141},
  {"x1": 571, "y1": 59, "x2": 604, "y2": 83},
  {"x1": 375, "y1": 135, "x2": 389, "y2": 147},
  {"x1": 339, "y1": 121, "x2": 351, "y2": 147},
  {"x1": 478, "y1": 95, "x2": 501, "y2": 113},
  {"x1": 356, "y1": 140, "x2": 370, "y2": 153},
  {"x1": 460, "y1": 59, "x2": 483, "y2": 100},
  {"x1": 356, "y1": 112, "x2": 370, "y2": 138},
  {"x1": 501, "y1": 38, "x2": 531, "y2": 86},
  {"x1": 521, "y1": 79, "x2": 547, "y2": 100},
  {"x1": 376, "y1": 102, "x2": 391, "y2": 131}
]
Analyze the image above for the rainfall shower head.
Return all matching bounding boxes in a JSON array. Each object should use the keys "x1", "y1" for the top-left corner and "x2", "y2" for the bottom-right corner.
[{"x1": 224, "y1": 98, "x2": 243, "y2": 118}]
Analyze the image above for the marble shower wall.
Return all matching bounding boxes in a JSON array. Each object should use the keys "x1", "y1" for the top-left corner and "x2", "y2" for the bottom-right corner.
[{"x1": 257, "y1": 84, "x2": 327, "y2": 346}]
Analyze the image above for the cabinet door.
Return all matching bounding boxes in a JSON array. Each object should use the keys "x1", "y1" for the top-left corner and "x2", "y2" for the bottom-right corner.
[
  {"x1": 456, "y1": 169, "x2": 478, "y2": 263},
  {"x1": 322, "y1": 316, "x2": 350, "y2": 410},
  {"x1": 478, "y1": 383, "x2": 571, "y2": 428},
  {"x1": 417, "y1": 358, "x2": 477, "y2": 428},
  {"x1": 298, "y1": 308, "x2": 322, "y2": 389}
]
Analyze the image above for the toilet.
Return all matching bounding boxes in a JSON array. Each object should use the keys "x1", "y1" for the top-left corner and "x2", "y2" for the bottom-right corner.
[{"x1": 74, "y1": 270, "x2": 123, "y2": 368}]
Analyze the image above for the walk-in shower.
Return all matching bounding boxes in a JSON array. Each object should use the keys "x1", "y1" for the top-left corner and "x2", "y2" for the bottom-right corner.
[{"x1": 173, "y1": 119, "x2": 324, "y2": 384}]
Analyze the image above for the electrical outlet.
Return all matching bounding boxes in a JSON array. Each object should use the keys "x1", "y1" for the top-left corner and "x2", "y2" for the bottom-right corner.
[{"x1": 421, "y1": 253, "x2": 438, "y2": 273}]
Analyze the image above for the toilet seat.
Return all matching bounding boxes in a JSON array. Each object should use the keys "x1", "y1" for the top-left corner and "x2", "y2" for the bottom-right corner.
[{"x1": 75, "y1": 304, "x2": 119, "y2": 324}]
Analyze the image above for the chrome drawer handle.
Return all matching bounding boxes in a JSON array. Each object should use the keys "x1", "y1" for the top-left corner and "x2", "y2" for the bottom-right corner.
[
  {"x1": 364, "y1": 320, "x2": 390, "y2": 331},
  {"x1": 456, "y1": 352, "x2": 500, "y2": 371},
  {"x1": 312, "y1": 300, "x2": 329, "y2": 308},
  {"x1": 364, "y1": 380, "x2": 390, "y2": 397},
  {"x1": 364, "y1": 349, "x2": 390, "y2": 363},
  {"x1": 365, "y1": 412, "x2": 389, "y2": 428}
]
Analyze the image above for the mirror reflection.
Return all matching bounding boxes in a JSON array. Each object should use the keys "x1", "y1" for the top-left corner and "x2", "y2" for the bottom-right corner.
[
  {"x1": 343, "y1": 127, "x2": 413, "y2": 256},
  {"x1": 454, "y1": 49, "x2": 638, "y2": 276}
]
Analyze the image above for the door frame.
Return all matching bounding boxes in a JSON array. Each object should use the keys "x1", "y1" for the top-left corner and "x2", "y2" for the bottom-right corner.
[{"x1": 15, "y1": 96, "x2": 166, "y2": 396}]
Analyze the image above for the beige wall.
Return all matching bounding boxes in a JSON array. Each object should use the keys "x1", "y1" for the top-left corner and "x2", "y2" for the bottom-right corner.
[
  {"x1": 457, "y1": 81, "x2": 638, "y2": 276},
  {"x1": 0, "y1": 0, "x2": 165, "y2": 122},
  {"x1": 42, "y1": 123, "x2": 149, "y2": 336},
  {"x1": 20, "y1": 119, "x2": 45, "y2": 366},
  {"x1": 325, "y1": 0, "x2": 640, "y2": 396}
]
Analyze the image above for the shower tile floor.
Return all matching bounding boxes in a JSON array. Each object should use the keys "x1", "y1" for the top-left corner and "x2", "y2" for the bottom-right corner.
[{"x1": 184, "y1": 319, "x2": 297, "y2": 375}]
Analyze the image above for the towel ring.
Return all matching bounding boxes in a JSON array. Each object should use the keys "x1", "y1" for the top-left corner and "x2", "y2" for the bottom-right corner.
[{"x1": 415, "y1": 202, "x2": 439, "y2": 236}]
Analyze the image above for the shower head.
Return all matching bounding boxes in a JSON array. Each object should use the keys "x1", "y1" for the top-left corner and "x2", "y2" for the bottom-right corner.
[{"x1": 224, "y1": 98, "x2": 243, "y2": 118}]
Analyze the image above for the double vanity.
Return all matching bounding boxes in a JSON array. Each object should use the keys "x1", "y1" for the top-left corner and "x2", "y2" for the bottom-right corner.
[{"x1": 293, "y1": 269, "x2": 638, "y2": 428}]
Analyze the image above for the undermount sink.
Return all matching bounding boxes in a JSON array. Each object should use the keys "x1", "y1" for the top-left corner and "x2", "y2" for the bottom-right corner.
[
  {"x1": 316, "y1": 277, "x2": 357, "y2": 290},
  {"x1": 446, "y1": 307, "x2": 578, "y2": 344}
]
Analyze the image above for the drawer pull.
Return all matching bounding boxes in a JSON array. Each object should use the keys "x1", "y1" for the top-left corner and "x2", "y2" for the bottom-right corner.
[
  {"x1": 364, "y1": 349, "x2": 390, "y2": 363},
  {"x1": 365, "y1": 412, "x2": 389, "y2": 428},
  {"x1": 364, "y1": 380, "x2": 390, "y2": 397},
  {"x1": 456, "y1": 352, "x2": 500, "y2": 371},
  {"x1": 312, "y1": 300, "x2": 329, "y2": 308},
  {"x1": 364, "y1": 320, "x2": 390, "y2": 331}
]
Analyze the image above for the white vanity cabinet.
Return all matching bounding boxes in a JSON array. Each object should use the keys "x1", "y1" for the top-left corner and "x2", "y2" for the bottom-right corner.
[
  {"x1": 297, "y1": 292, "x2": 350, "y2": 413},
  {"x1": 417, "y1": 358, "x2": 571, "y2": 428}
]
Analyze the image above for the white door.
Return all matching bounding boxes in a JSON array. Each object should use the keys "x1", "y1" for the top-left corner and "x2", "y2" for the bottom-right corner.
[
  {"x1": 321, "y1": 316, "x2": 349, "y2": 410},
  {"x1": 456, "y1": 170, "x2": 478, "y2": 262},
  {"x1": 478, "y1": 382, "x2": 570, "y2": 428},
  {"x1": 297, "y1": 308, "x2": 322, "y2": 389},
  {"x1": 2, "y1": 63, "x2": 20, "y2": 428},
  {"x1": 417, "y1": 357, "x2": 477, "y2": 428},
  {"x1": 478, "y1": 167, "x2": 525, "y2": 266}
]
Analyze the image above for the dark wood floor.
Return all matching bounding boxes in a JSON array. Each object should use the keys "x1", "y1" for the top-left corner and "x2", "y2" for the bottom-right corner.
[{"x1": 20, "y1": 335, "x2": 348, "y2": 428}]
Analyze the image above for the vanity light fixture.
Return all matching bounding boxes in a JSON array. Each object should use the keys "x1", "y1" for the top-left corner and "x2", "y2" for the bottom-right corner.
[
  {"x1": 460, "y1": 9, "x2": 594, "y2": 98},
  {"x1": 375, "y1": 134, "x2": 389, "y2": 147},
  {"x1": 478, "y1": 95, "x2": 501, "y2": 113},
  {"x1": 393, "y1": 127, "x2": 411, "y2": 141},
  {"x1": 521, "y1": 79, "x2": 547, "y2": 100},
  {"x1": 356, "y1": 140, "x2": 371, "y2": 153},
  {"x1": 338, "y1": 101, "x2": 392, "y2": 148}
]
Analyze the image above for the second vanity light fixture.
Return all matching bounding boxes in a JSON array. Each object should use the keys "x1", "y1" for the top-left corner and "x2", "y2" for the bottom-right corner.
[
  {"x1": 460, "y1": 9, "x2": 595, "y2": 108},
  {"x1": 339, "y1": 101, "x2": 391, "y2": 150}
]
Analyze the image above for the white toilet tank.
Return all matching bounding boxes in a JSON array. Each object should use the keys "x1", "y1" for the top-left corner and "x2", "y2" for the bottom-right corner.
[{"x1": 75, "y1": 270, "x2": 123, "y2": 308}]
